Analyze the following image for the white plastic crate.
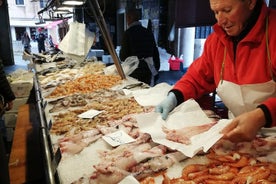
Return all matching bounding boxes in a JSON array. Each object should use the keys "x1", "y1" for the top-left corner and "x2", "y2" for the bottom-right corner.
[{"x1": 10, "y1": 81, "x2": 33, "y2": 98}]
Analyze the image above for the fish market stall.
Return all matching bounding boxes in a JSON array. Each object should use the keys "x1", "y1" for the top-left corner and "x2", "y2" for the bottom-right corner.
[
  {"x1": 31, "y1": 53, "x2": 276, "y2": 184},
  {"x1": 30, "y1": 1, "x2": 276, "y2": 183}
]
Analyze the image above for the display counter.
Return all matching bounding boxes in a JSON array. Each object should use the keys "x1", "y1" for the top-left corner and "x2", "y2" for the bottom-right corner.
[{"x1": 31, "y1": 58, "x2": 276, "y2": 184}]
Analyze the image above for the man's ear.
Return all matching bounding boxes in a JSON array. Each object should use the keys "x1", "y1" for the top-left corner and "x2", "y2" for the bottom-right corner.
[{"x1": 248, "y1": 0, "x2": 258, "y2": 10}]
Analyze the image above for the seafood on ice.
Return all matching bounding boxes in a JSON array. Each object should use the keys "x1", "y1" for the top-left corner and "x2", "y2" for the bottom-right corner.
[
  {"x1": 57, "y1": 113, "x2": 145, "y2": 156},
  {"x1": 71, "y1": 133, "x2": 187, "y2": 184}
]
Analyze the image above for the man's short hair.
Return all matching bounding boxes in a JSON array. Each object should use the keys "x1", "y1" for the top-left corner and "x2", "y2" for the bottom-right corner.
[{"x1": 126, "y1": 8, "x2": 141, "y2": 21}]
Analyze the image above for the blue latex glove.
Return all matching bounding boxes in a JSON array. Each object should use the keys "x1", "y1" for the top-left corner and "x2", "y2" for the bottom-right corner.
[{"x1": 155, "y1": 92, "x2": 177, "y2": 120}]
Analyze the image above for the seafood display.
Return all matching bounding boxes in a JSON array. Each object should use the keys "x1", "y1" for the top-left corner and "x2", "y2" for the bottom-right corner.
[
  {"x1": 32, "y1": 58, "x2": 276, "y2": 184},
  {"x1": 57, "y1": 114, "x2": 144, "y2": 155},
  {"x1": 48, "y1": 94, "x2": 87, "y2": 113},
  {"x1": 147, "y1": 136, "x2": 276, "y2": 184},
  {"x1": 46, "y1": 74, "x2": 122, "y2": 98},
  {"x1": 71, "y1": 133, "x2": 187, "y2": 184},
  {"x1": 47, "y1": 89, "x2": 126, "y2": 113},
  {"x1": 38, "y1": 68, "x2": 81, "y2": 89},
  {"x1": 50, "y1": 97, "x2": 146, "y2": 135}
]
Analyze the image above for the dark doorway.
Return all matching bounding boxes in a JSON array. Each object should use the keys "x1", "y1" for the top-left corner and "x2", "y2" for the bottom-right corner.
[{"x1": 15, "y1": 27, "x2": 26, "y2": 41}]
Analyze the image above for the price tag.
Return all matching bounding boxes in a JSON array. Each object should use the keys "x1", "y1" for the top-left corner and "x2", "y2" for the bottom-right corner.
[
  {"x1": 102, "y1": 130, "x2": 135, "y2": 147},
  {"x1": 78, "y1": 109, "x2": 103, "y2": 119}
]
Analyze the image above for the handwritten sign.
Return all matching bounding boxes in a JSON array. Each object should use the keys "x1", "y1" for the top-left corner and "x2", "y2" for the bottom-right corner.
[
  {"x1": 78, "y1": 109, "x2": 103, "y2": 119},
  {"x1": 102, "y1": 130, "x2": 135, "y2": 147}
]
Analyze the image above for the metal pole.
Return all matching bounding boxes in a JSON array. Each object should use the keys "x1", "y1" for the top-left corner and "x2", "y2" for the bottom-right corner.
[
  {"x1": 87, "y1": 0, "x2": 126, "y2": 79},
  {"x1": 33, "y1": 74, "x2": 56, "y2": 184}
]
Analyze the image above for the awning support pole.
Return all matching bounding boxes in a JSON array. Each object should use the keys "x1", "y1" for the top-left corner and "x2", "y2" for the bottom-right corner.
[{"x1": 87, "y1": 0, "x2": 126, "y2": 79}]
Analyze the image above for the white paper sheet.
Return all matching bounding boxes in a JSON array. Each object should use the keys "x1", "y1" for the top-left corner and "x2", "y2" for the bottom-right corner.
[
  {"x1": 119, "y1": 175, "x2": 140, "y2": 184},
  {"x1": 136, "y1": 99, "x2": 232, "y2": 157},
  {"x1": 126, "y1": 83, "x2": 173, "y2": 106},
  {"x1": 58, "y1": 22, "x2": 95, "y2": 60}
]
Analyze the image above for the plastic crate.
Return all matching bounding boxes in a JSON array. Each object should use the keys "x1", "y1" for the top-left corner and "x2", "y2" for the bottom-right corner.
[{"x1": 10, "y1": 81, "x2": 33, "y2": 98}]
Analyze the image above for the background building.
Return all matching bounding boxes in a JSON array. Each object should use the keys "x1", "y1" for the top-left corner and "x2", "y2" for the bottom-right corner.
[{"x1": 8, "y1": 0, "x2": 44, "y2": 42}]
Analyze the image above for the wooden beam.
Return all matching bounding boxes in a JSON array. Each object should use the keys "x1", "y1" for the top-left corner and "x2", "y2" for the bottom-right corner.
[{"x1": 9, "y1": 104, "x2": 31, "y2": 184}]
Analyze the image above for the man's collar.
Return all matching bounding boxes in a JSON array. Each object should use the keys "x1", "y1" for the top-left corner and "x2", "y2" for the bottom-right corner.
[{"x1": 128, "y1": 21, "x2": 141, "y2": 29}]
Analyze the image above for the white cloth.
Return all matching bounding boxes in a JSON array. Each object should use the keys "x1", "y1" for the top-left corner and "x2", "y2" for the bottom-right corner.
[
  {"x1": 144, "y1": 57, "x2": 158, "y2": 86},
  {"x1": 58, "y1": 22, "x2": 95, "y2": 60},
  {"x1": 216, "y1": 80, "x2": 276, "y2": 117}
]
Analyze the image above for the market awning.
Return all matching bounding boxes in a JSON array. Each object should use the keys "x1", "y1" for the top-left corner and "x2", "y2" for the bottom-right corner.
[{"x1": 44, "y1": 19, "x2": 68, "y2": 29}]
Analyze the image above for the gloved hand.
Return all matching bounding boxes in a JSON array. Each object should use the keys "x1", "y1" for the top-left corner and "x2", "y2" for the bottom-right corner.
[{"x1": 155, "y1": 92, "x2": 177, "y2": 120}]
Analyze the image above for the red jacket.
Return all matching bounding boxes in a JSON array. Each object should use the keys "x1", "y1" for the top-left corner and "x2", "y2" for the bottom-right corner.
[{"x1": 173, "y1": 2, "x2": 276, "y2": 127}]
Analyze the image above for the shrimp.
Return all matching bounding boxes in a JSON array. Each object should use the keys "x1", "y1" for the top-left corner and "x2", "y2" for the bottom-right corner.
[
  {"x1": 233, "y1": 166, "x2": 271, "y2": 184},
  {"x1": 205, "y1": 180, "x2": 232, "y2": 184},
  {"x1": 140, "y1": 176, "x2": 155, "y2": 184},
  {"x1": 208, "y1": 172, "x2": 236, "y2": 180},
  {"x1": 227, "y1": 155, "x2": 249, "y2": 168},
  {"x1": 181, "y1": 164, "x2": 207, "y2": 180},
  {"x1": 162, "y1": 173, "x2": 195, "y2": 184},
  {"x1": 208, "y1": 165, "x2": 231, "y2": 175}
]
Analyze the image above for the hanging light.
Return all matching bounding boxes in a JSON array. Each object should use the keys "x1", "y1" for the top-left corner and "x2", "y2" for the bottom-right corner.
[
  {"x1": 55, "y1": 6, "x2": 74, "y2": 11},
  {"x1": 54, "y1": 10, "x2": 72, "y2": 15},
  {"x1": 61, "y1": 0, "x2": 85, "y2": 6}
]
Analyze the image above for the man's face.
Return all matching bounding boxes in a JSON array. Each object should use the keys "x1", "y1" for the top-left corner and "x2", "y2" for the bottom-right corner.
[{"x1": 210, "y1": 0, "x2": 256, "y2": 36}]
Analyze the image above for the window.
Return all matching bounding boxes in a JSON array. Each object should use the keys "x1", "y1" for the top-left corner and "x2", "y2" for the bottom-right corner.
[
  {"x1": 15, "y1": 0, "x2": 24, "y2": 5},
  {"x1": 40, "y1": 0, "x2": 46, "y2": 9}
]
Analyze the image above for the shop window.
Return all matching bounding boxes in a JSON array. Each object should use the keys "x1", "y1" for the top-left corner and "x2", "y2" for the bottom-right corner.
[
  {"x1": 15, "y1": 0, "x2": 24, "y2": 5},
  {"x1": 195, "y1": 26, "x2": 213, "y2": 39}
]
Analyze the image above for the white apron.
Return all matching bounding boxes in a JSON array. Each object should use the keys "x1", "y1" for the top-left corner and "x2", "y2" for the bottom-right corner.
[
  {"x1": 144, "y1": 57, "x2": 158, "y2": 86},
  {"x1": 216, "y1": 17, "x2": 276, "y2": 118},
  {"x1": 217, "y1": 80, "x2": 276, "y2": 118}
]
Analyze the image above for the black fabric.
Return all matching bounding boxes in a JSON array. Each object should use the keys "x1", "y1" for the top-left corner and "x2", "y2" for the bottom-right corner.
[
  {"x1": 0, "y1": 60, "x2": 15, "y2": 104},
  {"x1": 120, "y1": 24, "x2": 160, "y2": 70},
  {"x1": 129, "y1": 59, "x2": 152, "y2": 85},
  {"x1": 175, "y1": 0, "x2": 216, "y2": 28},
  {"x1": 270, "y1": 0, "x2": 276, "y2": 8},
  {"x1": 170, "y1": 89, "x2": 184, "y2": 106},
  {"x1": 0, "y1": 131, "x2": 9, "y2": 184},
  {"x1": 119, "y1": 23, "x2": 160, "y2": 85},
  {"x1": 36, "y1": 33, "x2": 46, "y2": 53},
  {"x1": 257, "y1": 104, "x2": 272, "y2": 128},
  {"x1": 26, "y1": 103, "x2": 46, "y2": 183}
]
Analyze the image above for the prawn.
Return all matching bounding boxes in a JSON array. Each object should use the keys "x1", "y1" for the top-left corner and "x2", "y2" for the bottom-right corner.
[{"x1": 181, "y1": 164, "x2": 207, "y2": 180}]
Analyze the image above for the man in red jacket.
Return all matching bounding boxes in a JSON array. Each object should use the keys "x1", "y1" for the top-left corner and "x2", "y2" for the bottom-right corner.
[{"x1": 156, "y1": 0, "x2": 276, "y2": 142}]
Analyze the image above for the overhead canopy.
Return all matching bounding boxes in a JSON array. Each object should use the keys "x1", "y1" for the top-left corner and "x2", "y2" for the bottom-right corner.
[
  {"x1": 44, "y1": 19, "x2": 69, "y2": 29},
  {"x1": 175, "y1": 0, "x2": 216, "y2": 28},
  {"x1": 270, "y1": 0, "x2": 276, "y2": 8}
]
